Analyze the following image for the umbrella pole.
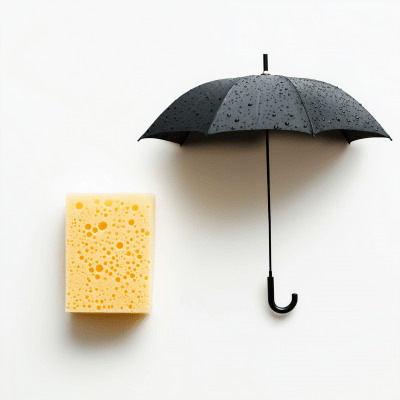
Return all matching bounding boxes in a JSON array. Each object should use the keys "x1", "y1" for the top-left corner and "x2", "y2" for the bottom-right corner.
[
  {"x1": 266, "y1": 130, "x2": 273, "y2": 274},
  {"x1": 266, "y1": 130, "x2": 298, "y2": 314}
]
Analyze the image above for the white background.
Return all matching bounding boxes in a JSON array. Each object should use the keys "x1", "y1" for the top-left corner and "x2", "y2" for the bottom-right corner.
[{"x1": 1, "y1": 1, "x2": 399, "y2": 399}]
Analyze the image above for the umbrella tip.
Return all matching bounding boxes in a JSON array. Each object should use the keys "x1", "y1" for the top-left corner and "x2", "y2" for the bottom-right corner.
[{"x1": 262, "y1": 54, "x2": 268, "y2": 75}]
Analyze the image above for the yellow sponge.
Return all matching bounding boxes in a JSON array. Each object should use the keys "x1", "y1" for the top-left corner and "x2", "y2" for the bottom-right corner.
[{"x1": 65, "y1": 193, "x2": 155, "y2": 313}]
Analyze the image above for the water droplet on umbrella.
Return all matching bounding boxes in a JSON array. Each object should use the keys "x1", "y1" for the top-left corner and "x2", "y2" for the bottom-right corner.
[
  {"x1": 248, "y1": 103, "x2": 253, "y2": 106},
  {"x1": 235, "y1": 118, "x2": 239, "y2": 122},
  {"x1": 227, "y1": 114, "x2": 231, "y2": 117},
  {"x1": 272, "y1": 113, "x2": 276, "y2": 117},
  {"x1": 336, "y1": 118, "x2": 340, "y2": 121},
  {"x1": 274, "y1": 125, "x2": 278, "y2": 129},
  {"x1": 285, "y1": 122, "x2": 289, "y2": 126},
  {"x1": 304, "y1": 125, "x2": 307, "y2": 128}
]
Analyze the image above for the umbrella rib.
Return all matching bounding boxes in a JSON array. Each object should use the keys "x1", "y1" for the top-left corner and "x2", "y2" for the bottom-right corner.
[
  {"x1": 206, "y1": 77, "x2": 247, "y2": 136},
  {"x1": 278, "y1": 75, "x2": 316, "y2": 136},
  {"x1": 254, "y1": 77, "x2": 263, "y2": 131}
]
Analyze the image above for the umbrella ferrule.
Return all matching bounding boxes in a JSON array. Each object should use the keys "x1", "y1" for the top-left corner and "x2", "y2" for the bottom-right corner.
[{"x1": 262, "y1": 54, "x2": 269, "y2": 75}]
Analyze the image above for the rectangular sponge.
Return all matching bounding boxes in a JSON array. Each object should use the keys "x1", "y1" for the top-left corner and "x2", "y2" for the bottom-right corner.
[{"x1": 66, "y1": 193, "x2": 155, "y2": 313}]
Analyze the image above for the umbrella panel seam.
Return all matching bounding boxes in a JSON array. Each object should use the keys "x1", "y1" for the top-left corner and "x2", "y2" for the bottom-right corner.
[
  {"x1": 206, "y1": 77, "x2": 247, "y2": 136},
  {"x1": 278, "y1": 75, "x2": 316, "y2": 136}
]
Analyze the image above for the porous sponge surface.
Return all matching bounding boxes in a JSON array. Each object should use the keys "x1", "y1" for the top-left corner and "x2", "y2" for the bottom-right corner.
[{"x1": 66, "y1": 194, "x2": 155, "y2": 313}]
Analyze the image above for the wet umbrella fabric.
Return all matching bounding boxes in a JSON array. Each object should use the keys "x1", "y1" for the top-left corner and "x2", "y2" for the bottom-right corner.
[
  {"x1": 139, "y1": 74, "x2": 391, "y2": 145},
  {"x1": 138, "y1": 73, "x2": 392, "y2": 313}
]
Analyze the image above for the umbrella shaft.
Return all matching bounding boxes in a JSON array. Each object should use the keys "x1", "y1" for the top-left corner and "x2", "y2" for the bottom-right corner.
[{"x1": 266, "y1": 130, "x2": 272, "y2": 273}]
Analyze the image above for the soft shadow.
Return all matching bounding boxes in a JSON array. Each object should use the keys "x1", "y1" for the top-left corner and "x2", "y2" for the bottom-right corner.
[
  {"x1": 156, "y1": 129, "x2": 349, "y2": 232},
  {"x1": 149, "y1": 129, "x2": 350, "y2": 318},
  {"x1": 157, "y1": 130, "x2": 271, "y2": 233},
  {"x1": 267, "y1": 129, "x2": 348, "y2": 209},
  {"x1": 69, "y1": 313, "x2": 147, "y2": 344}
]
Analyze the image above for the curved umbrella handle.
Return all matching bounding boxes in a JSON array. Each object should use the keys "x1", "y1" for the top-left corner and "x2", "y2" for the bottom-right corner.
[{"x1": 267, "y1": 273, "x2": 298, "y2": 314}]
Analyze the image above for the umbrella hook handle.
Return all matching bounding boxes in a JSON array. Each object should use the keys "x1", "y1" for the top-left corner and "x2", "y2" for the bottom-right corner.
[{"x1": 267, "y1": 272, "x2": 298, "y2": 314}]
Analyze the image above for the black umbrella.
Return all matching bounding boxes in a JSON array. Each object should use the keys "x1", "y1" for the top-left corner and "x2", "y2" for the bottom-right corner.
[{"x1": 139, "y1": 55, "x2": 392, "y2": 314}]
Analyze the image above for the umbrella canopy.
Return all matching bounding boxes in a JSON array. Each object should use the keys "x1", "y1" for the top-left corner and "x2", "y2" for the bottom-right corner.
[
  {"x1": 139, "y1": 71, "x2": 391, "y2": 146},
  {"x1": 138, "y1": 56, "x2": 392, "y2": 314}
]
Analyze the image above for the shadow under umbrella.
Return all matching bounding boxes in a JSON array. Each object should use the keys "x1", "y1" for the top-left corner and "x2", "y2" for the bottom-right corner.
[
  {"x1": 153, "y1": 129, "x2": 349, "y2": 316},
  {"x1": 161, "y1": 129, "x2": 348, "y2": 230}
]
